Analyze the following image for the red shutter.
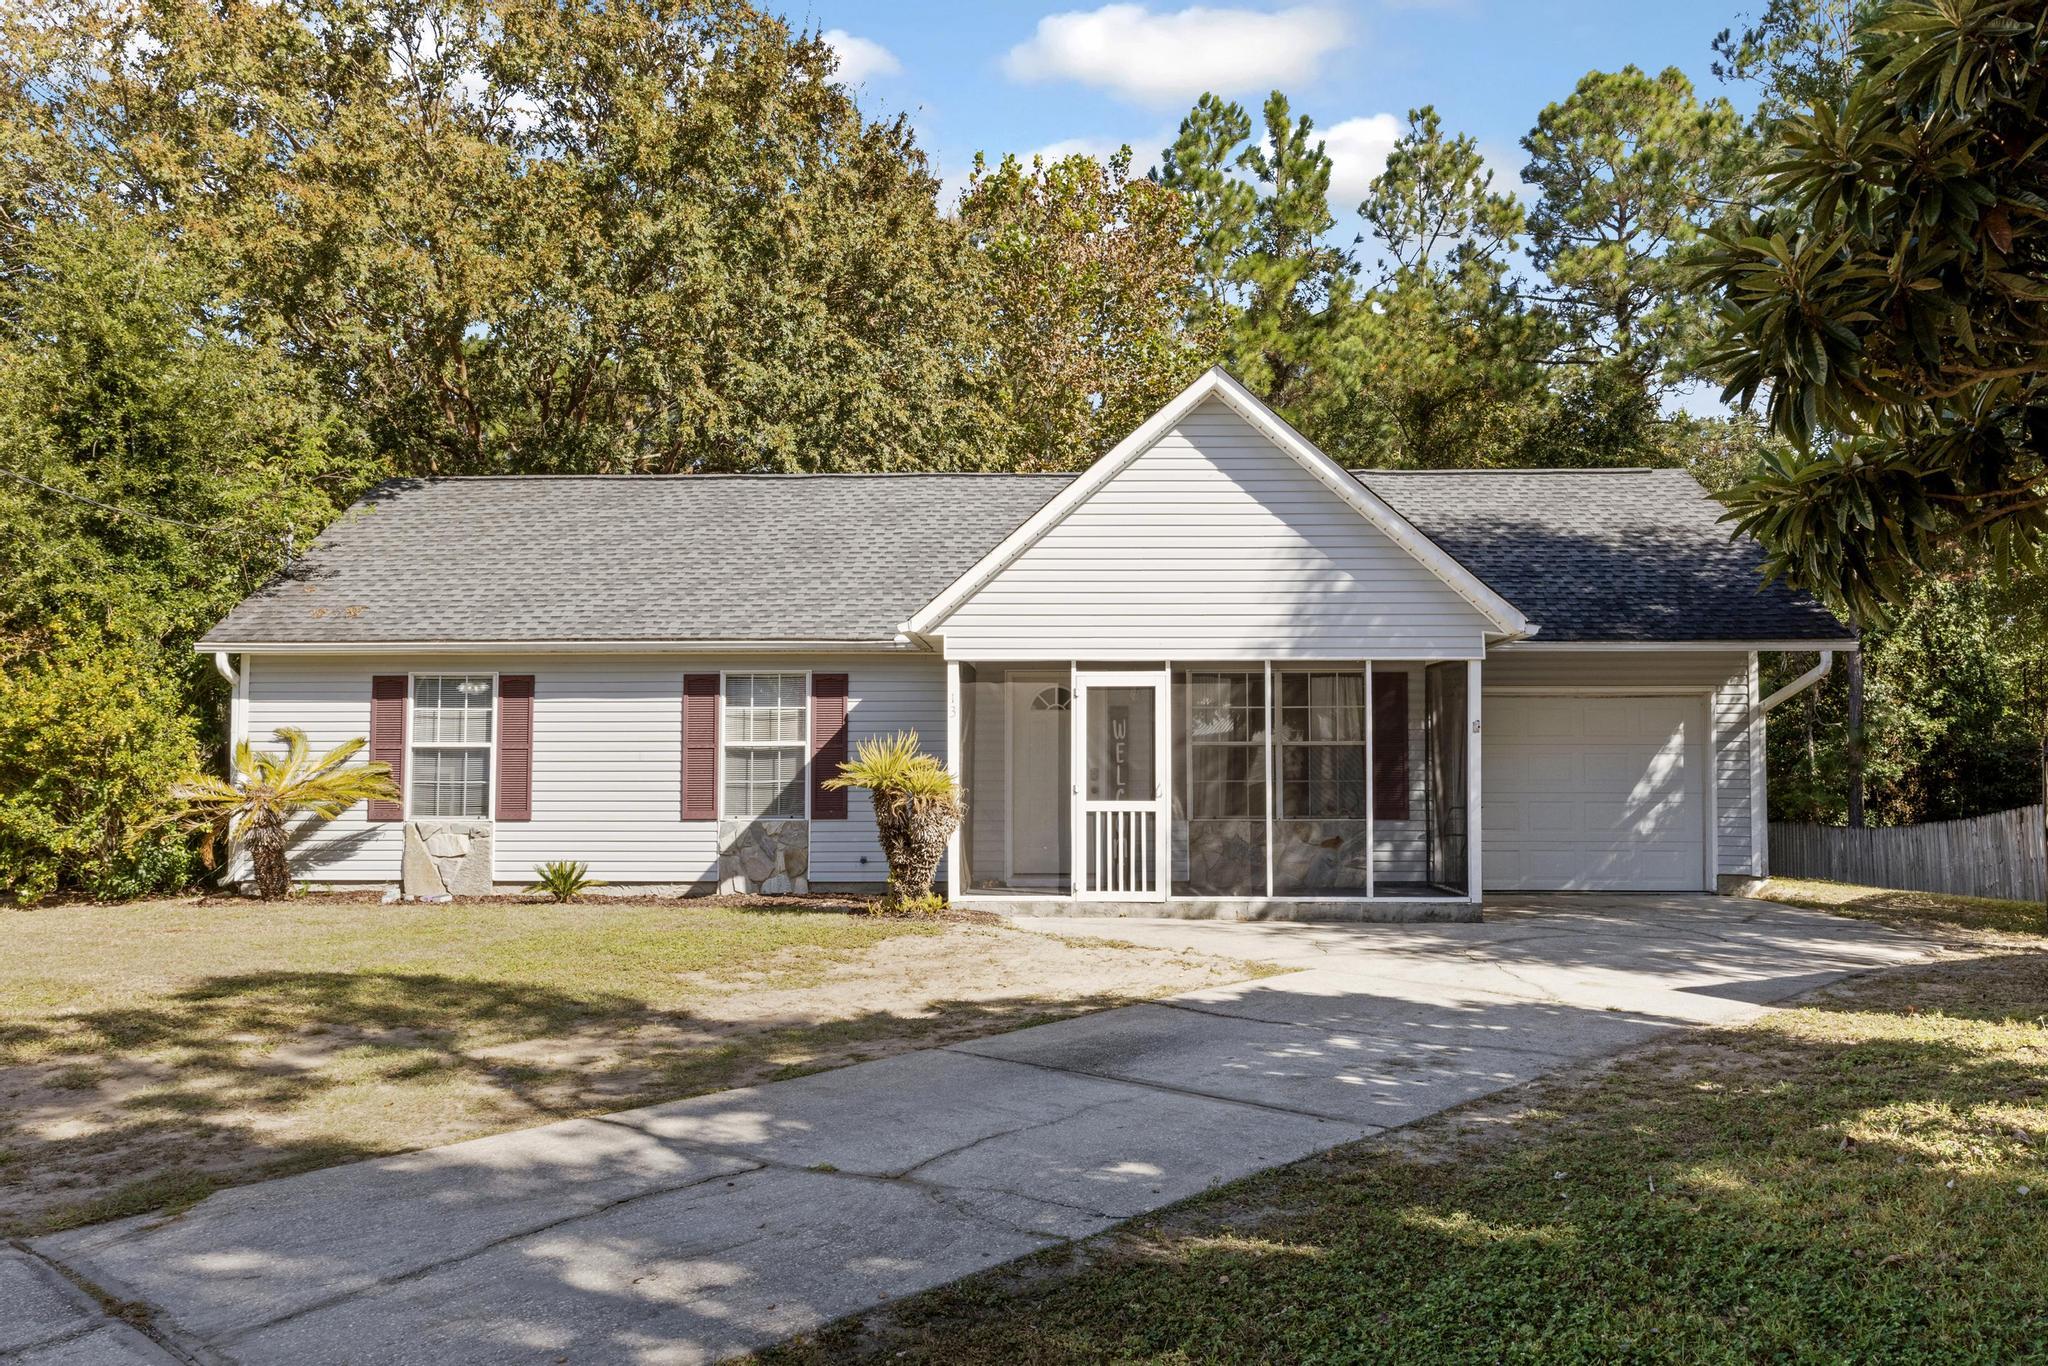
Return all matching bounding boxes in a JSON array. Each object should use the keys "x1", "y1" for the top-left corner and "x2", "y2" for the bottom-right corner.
[
  {"x1": 368, "y1": 675, "x2": 407, "y2": 821},
  {"x1": 682, "y1": 673, "x2": 719, "y2": 821},
  {"x1": 811, "y1": 674, "x2": 849, "y2": 820},
  {"x1": 1372, "y1": 671, "x2": 1410, "y2": 822},
  {"x1": 497, "y1": 676, "x2": 534, "y2": 821}
]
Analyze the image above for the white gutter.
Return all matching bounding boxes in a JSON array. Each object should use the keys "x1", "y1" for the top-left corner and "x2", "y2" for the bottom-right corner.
[
  {"x1": 194, "y1": 638, "x2": 929, "y2": 656},
  {"x1": 212, "y1": 651, "x2": 238, "y2": 685},
  {"x1": 1761, "y1": 650, "x2": 1836, "y2": 712}
]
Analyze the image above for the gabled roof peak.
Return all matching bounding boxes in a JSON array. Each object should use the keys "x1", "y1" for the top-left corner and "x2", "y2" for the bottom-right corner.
[{"x1": 902, "y1": 367, "x2": 1535, "y2": 640}]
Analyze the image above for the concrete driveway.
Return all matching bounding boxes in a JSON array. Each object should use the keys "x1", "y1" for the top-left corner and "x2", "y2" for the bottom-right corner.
[{"x1": 7, "y1": 896, "x2": 1932, "y2": 1366}]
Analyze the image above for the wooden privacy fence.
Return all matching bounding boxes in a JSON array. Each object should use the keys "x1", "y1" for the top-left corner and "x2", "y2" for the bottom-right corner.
[{"x1": 1770, "y1": 805, "x2": 2046, "y2": 904}]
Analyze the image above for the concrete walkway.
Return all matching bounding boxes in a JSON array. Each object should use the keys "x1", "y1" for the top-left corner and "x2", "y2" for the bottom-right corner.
[{"x1": 8, "y1": 896, "x2": 1931, "y2": 1365}]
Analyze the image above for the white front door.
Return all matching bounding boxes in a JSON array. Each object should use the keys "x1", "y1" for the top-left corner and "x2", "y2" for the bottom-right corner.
[
  {"x1": 1072, "y1": 669, "x2": 1171, "y2": 901},
  {"x1": 1008, "y1": 673, "x2": 1071, "y2": 883},
  {"x1": 1481, "y1": 693, "x2": 1709, "y2": 891}
]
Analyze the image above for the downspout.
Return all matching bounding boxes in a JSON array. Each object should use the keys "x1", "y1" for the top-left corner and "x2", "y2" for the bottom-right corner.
[
  {"x1": 1761, "y1": 650, "x2": 1835, "y2": 713},
  {"x1": 212, "y1": 651, "x2": 248, "y2": 886}
]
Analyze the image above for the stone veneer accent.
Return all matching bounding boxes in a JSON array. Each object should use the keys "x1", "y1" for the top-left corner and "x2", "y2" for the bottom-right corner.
[
  {"x1": 402, "y1": 820, "x2": 494, "y2": 898},
  {"x1": 1272, "y1": 819, "x2": 1374, "y2": 894},
  {"x1": 718, "y1": 819, "x2": 810, "y2": 895}
]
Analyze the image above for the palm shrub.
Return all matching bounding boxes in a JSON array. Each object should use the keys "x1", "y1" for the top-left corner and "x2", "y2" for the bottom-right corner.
[
  {"x1": 173, "y1": 728, "x2": 399, "y2": 900},
  {"x1": 530, "y1": 860, "x2": 603, "y2": 903},
  {"x1": 823, "y1": 731, "x2": 961, "y2": 909}
]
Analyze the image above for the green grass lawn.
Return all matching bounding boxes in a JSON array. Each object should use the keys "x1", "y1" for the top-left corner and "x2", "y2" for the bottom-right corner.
[
  {"x1": 1, "y1": 897, "x2": 1262, "y2": 1238},
  {"x1": 770, "y1": 907, "x2": 2048, "y2": 1364},
  {"x1": 1756, "y1": 876, "x2": 2048, "y2": 939}
]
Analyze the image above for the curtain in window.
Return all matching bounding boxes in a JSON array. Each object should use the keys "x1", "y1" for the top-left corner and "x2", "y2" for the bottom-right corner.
[{"x1": 1425, "y1": 663, "x2": 1469, "y2": 894}]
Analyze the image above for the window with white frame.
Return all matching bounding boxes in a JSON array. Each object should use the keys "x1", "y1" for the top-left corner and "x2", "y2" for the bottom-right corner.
[
  {"x1": 724, "y1": 673, "x2": 807, "y2": 821},
  {"x1": 1185, "y1": 670, "x2": 1266, "y2": 818},
  {"x1": 1277, "y1": 670, "x2": 1367, "y2": 819},
  {"x1": 411, "y1": 675, "x2": 494, "y2": 818}
]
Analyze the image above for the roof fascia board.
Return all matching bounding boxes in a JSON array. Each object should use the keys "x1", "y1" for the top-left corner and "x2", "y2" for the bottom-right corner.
[
  {"x1": 198, "y1": 639, "x2": 927, "y2": 656},
  {"x1": 1491, "y1": 639, "x2": 1860, "y2": 653},
  {"x1": 902, "y1": 367, "x2": 1533, "y2": 639}
]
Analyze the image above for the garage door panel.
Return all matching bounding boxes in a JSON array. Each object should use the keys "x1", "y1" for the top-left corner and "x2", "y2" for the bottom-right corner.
[
  {"x1": 1483, "y1": 694, "x2": 1706, "y2": 892},
  {"x1": 1582, "y1": 746, "x2": 1684, "y2": 790},
  {"x1": 1502, "y1": 697, "x2": 1586, "y2": 740},
  {"x1": 1492, "y1": 750, "x2": 1579, "y2": 793}
]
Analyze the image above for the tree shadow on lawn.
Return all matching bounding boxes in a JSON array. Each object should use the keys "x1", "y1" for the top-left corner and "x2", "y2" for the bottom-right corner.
[
  {"x1": 1, "y1": 967, "x2": 1156, "y2": 1238},
  {"x1": 776, "y1": 952, "x2": 2048, "y2": 1365}
]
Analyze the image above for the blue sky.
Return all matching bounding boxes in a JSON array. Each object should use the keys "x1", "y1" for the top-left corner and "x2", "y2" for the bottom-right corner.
[{"x1": 791, "y1": 1, "x2": 1755, "y2": 214}]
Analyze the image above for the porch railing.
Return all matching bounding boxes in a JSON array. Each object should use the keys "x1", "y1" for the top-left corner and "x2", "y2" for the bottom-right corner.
[{"x1": 1087, "y1": 805, "x2": 1159, "y2": 896}]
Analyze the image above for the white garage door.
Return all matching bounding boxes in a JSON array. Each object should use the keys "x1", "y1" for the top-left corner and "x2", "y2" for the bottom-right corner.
[{"x1": 1482, "y1": 694, "x2": 1706, "y2": 891}]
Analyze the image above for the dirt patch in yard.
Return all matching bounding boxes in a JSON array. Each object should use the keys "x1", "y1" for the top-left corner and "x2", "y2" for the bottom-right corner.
[{"x1": 0, "y1": 902, "x2": 1271, "y2": 1237}]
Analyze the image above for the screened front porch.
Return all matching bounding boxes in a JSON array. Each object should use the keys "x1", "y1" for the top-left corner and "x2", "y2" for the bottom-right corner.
[{"x1": 949, "y1": 661, "x2": 1478, "y2": 907}]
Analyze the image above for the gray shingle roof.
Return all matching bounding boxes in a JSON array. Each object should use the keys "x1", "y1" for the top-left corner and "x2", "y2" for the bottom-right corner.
[
  {"x1": 1355, "y1": 467, "x2": 1849, "y2": 643},
  {"x1": 201, "y1": 466, "x2": 1848, "y2": 648},
  {"x1": 201, "y1": 475, "x2": 1071, "y2": 647}
]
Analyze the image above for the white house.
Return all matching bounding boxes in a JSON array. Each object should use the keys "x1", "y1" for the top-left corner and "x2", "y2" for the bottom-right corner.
[{"x1": 199, "y1": 369, "x2": 1853, "y2": 917}]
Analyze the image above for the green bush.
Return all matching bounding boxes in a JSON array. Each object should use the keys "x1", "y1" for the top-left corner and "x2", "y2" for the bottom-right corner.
[
  {"x1": 529, "y1": 860, "x2": 604, "y2": 903},
  {"x1": 0, "y1": 633, "x2": 203, "y2": 903}
]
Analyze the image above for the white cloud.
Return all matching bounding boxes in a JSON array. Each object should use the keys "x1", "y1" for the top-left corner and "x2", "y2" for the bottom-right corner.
[
  {"x1": 1320, "y1": 113, "x2": 1401, "y2": 210},
  {"x1": 1002, "y1": 4, "x2": 1348, "y2": 106},
  {"x1": 821, "y1": 28, "x2": 902, "y2": 84}
]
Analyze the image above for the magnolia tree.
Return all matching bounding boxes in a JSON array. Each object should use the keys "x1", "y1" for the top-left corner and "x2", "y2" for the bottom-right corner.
[{"x1": 1700, "y1": 0, "x2": 2048, "y2": 621}]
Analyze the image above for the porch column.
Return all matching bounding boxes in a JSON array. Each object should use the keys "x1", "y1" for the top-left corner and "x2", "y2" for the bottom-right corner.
[
  {"x1": 1467, "y1": 657, "x2": 1483, "y2": 902},
  {"x1": 945, "y1": 658, "x2": 962, "y2": 904}
]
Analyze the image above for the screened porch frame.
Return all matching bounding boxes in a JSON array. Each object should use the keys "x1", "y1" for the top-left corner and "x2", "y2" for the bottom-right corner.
[{"x1": 946, "y1": 657, "x2": 1484, "y2": 906}]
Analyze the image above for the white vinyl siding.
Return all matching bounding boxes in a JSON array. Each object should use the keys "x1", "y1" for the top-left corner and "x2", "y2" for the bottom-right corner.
[
  {"x1": 243, "y1": 653, "x2": 943, "y2": 889},
  {"x1": 808, "y1": 657, "x2": 947, "y2": 885},
  {"x1": 1483, "y1": 650, "x2": 1759, "y2": 877},
  {"x1": 934, "y1": 398, "x2": 1494, "y2": 659}
]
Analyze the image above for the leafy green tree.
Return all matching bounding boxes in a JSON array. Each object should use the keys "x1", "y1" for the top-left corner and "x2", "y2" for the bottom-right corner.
[
  {"x1": 0, "y1": 631, "x2": 202, "y2": 903},
  {"x1": 1305, "y1": 109, "x2": 1539, "y2": 468},
  {"x1": 1523, "y1": 66, "x2": 1750, "y2": 397},
  {"x1": 6, "y1": 0, "x2": 990, "y2": 475},
  {"x1": 1155, "y1": 94, "x2": 1259, "y2": 334},
  {"x1": 0, "y1": 214, "x2": 356, "y2": 654},
  {"x1": 1713, "y1": 0, "x2": 1869, "y2": 126},
  {"x1": 1361, "y1": 107, "x2": 1525, "y2": 288},
  {"x1": 1325, "y1": 107, "x2": 1549, "y2": 468},
  {"x1": 0, "y1": 204, "x2": 355, "y2": 900},
  {"x1": 958, "y1": 147, "x2": 1211, "y2": 471},
  {"x1": 1156, "y1": 91, "x2": 1357, "y2": 413},
  {"x1": 1701, "y1": 0, "x2": 2048, "y2": 621},
  {"x1": 1764, "y1": 572, "x2": 2048, "y2": 823},
  {"x1": 1231, "y1": 93, "x2": 1359, "y2": 411}
]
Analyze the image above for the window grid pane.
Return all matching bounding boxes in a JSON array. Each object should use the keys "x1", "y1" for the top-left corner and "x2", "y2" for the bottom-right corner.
[
  {"x1": 723, "y1": 674, "x2": 807, "y2": 821},
  {"x1": 414, "y1": 675, "x2": 494, "y2": 745},
  {"x1": 411, "y1": 748, "x2": 489, "y2": 818},
  {"x1": 409, "y1": 676, "x2": 494, "y2": 818}
]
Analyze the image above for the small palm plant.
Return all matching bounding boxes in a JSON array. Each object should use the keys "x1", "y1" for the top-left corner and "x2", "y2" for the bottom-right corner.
[
  {"x1": 530, "y1": 860, "x2": 603, "y2": 903},
  {"x1": 823, "y1": 731, "x2": 961, "y2": 911},
  {"x1": 173, "y1": 728, "x2": 400, "y2": 901}
]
